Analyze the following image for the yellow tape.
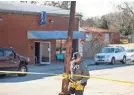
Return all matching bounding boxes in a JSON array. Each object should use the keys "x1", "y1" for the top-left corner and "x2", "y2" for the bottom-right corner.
[
  {"x1": 69, "y1": 79, "x2": 84, "y2": 90},
  {"x1": 91, "y1": 76, "x2": 134, "y2": 84},
  {"x1": 0, "y1": 71, "x2": 61, "y2": 76},
  {"x1": 73, "y1": 74, "x2": 134, "y2": 84},
  {"x1": 0, "y1": 71, "x2": 134, "y2": 85},
  {"x1": 62, "y1": 73, "x2": 69, "y2": 79}
]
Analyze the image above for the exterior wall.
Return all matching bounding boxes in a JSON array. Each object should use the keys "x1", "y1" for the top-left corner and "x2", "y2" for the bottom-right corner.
[
  {"x1": 91, "y1": 32, "x2": 120, "y2": 44},
  {"x1": 0, "y1": 12, "x2": 79, "y2": 64},
  {"x1": 0, "y1": 13, "x2": 29, "y2": 56},
  {"x1": 105, "y1": 33, "x2": 110, "y2": 43},
  {"x1": 78, "y1": 39, "x2": 83, "y2": 56},
  {"x1": 110, "y1": 32, "x2": 120, "y2": 44}
]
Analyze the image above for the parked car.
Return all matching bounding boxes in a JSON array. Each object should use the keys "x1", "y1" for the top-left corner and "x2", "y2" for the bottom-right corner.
[
  {"x1": 0, "y1": 47, "x2": 29, "y2": 77},
  {"x1": 126, "y1": 48, "x2": 134, "y2": 62},
  {"x1": 94, "y1": 46, "x2": 127, "y2": 65}
]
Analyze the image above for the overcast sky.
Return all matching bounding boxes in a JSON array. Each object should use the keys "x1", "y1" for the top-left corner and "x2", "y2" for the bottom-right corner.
[
  {"x1": 5, "y1": 0, "x2": 133, "y2": 19},
  {"x1": 76, "y1": 0, "x2": 133, "y2": 19}
]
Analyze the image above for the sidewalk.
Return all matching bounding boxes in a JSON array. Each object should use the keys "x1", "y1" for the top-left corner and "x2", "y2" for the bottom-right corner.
[
  {"x1": 28, "y1": 58, "x2": 95, "y2": 72},
  {"x1": 28, "y1": 63, "x2": 64, "y2": 73}
]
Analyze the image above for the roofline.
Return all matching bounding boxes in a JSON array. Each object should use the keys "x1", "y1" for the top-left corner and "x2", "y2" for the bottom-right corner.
[{"x1": 0, "y1": 9, "x2": 81, "y2": 17}]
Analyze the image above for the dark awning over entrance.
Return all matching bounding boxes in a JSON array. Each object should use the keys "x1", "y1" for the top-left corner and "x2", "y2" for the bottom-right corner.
[{"x1": 27, "y1": 30, "x2": 86, "y2": 39}]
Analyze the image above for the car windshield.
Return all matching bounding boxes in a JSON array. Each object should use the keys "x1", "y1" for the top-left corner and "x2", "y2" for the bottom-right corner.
[
  {"x1": 127, "y1": 49, "x2": 134, "y2": 52},
  {"x1": 100, "y1": 47, "x2": 115, "y2": 53}
]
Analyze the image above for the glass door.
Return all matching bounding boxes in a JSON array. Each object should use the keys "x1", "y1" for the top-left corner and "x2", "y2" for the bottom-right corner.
[{"x1": 40, "y1": 42, "x2": 51, "y2": 64}]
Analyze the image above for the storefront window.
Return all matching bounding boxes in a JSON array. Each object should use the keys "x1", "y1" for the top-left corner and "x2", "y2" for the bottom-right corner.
[{"x1": 56, "y1": 40, "x2": 66, "y2": 54}]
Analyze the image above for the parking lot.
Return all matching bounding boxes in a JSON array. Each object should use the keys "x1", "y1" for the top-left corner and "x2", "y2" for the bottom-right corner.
[{"x1": 0, "y1": 61, "x2": 134, "y2": 95}]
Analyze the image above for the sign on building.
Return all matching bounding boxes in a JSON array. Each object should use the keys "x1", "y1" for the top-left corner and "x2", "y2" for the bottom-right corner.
[
  {"x1": 120, "y1": 38, "x2": 128, "y2": 44},
  {"x1": 40, "y1": 11, "x2": 47, "y2": 26}
]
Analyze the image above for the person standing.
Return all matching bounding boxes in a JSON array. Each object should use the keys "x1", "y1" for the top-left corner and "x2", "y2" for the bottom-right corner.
[{"x1": 68, "y1": 52, "x2": 90, "y2": 95}]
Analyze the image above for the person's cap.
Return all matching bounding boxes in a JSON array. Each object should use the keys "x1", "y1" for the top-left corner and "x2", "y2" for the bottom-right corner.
[{"x1": 72, "y1": 52, "x2": 81, "y2": 59}]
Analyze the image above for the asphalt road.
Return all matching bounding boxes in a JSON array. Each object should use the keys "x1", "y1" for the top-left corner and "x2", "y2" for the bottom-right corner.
[{"x1": 0, "y1": 61, "x2": 134, "y2": 95}]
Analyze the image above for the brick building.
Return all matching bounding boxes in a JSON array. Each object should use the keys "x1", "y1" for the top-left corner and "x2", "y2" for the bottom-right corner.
[{"x1": 0, "y1": 2, "x2": 85, "y2": 64}]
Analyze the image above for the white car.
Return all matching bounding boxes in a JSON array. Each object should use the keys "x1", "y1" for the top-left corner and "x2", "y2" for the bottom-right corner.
[
  {"x1": 94, "y1": 46, "x2": 127, "y2": 65},
  {"x1": 126, "y1": 48, "x2": 134, "y2": 61}
]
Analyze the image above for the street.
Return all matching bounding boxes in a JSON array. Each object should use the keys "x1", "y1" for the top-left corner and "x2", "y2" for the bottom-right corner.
[{"x1": 0, "y1": 61, "x2": 134, "y2": 95}]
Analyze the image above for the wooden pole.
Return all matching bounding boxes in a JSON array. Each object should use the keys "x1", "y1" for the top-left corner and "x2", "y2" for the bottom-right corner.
[{"x1": 59, "y1": 1, "x2": 76, "y2": 95}]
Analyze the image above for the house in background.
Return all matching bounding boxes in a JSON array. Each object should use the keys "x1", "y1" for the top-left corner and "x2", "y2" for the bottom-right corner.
[
  {"x1": 81, "y1": 26, "x2": 120, "y2": 58},
  {"x1": 0, "y1": 1, "x2": 85, "y2": 64},
  {"x1": 82, "y1": 26, "x2": 120, "y2": 44}
]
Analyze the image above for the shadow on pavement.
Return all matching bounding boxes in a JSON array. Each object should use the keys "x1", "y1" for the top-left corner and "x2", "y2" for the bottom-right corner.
[
  {"x1": 0, "y1": 64, "x2": 64, "y2": 83},
  {"x1": 88, "y1": 62, "x2": 134, "y2": 71},
  {"x1": 0, "y1": 61, "x2": 134, "y2": 83}
]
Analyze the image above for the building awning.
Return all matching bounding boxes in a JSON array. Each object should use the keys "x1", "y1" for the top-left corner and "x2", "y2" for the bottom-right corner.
[{"x1": 27, "y1": 30, "x2": 86, "y2": 39}]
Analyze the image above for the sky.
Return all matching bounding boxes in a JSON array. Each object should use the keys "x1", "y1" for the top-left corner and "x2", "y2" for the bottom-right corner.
[
  {"x1": 3, "y1": 0, "x2": 133, "y2": 19},
  {"x1": 76, "y1": 0, "x2": 133, "y2": 19}
]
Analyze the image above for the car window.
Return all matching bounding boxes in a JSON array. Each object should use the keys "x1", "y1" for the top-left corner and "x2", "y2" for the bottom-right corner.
[
  {"x1": 120, "y1": 47, "x2": 125, "y2": 51},
  {"x1": 132, "y1": 49, "x2": 134, "y2": 52},
  {"x1": 127, "y1": 49, "x2": 134, "y2": 52},
  {"x1": 119, "y1": 48, "x2": 123, "y2": 52},
  {"x1": 0, "y1": 49, "x2": 4, "y2": 57},
  {"x1": 115, "y1": 48, "x2": 119, "y2": 52},
  {"x1": 5, "y1": 50, "x2": 14, "y2": 57},
  {"x1": 100, "y1": 47, "x2": 115, "y2": 53}
]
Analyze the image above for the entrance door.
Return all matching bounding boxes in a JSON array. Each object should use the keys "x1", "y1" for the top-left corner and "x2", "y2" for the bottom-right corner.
[
  {"x1": 35, "y1": 42, "x2": 40, "y2": 64},
  {"x1": 40, "y1": 42, "x2": 51, "y2": 64}
]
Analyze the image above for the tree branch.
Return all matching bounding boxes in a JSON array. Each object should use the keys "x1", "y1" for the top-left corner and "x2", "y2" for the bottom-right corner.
[{"x1": 124, "y1": 2, "x2": 134, "y2": 16}]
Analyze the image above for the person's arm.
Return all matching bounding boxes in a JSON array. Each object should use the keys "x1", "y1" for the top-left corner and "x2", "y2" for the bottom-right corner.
[
  {"x1": 80, "y1": 62, "x2": 90, "y2": 83},
  {"x1": 70, "y1": 60, "x2": 75, "y2": 72},
  {"x1": 69, "y1": 60, "x2": 75, "y2": 79}
]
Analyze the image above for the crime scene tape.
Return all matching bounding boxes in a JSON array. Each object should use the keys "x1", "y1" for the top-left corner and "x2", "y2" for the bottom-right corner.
[
  {"x1": 0, "y1": 71, "x2": 61, "y2": 76},
  {"x1": 0, "y1": 71, "x2": 134, "y2": 85},
  {"x1": 72, "y1": 74, "x2": 134, "y2": 84}
]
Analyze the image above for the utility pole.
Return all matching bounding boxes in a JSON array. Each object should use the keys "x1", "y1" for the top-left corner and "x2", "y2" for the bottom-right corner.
[{"x1": 59, "y1": 1, "x2": 76, "y2": 95}]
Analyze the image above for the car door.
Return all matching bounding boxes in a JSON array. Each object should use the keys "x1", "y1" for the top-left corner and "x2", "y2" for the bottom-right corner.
[
  {"x1": 5, "y1": 49, "x2": 19, "y2": 70},
  {"x1": 0, "y1": 49, "x2": 10, "y2": 69},
  {"x1": 130, "y1": 49, "x2": 134, "y2": 60},
  {"x1": 115, "y1": 48, "x2": 120, "y2": 60},
  {"x1": 119, "y1": 48, "x2": 124, "y2": 60}
]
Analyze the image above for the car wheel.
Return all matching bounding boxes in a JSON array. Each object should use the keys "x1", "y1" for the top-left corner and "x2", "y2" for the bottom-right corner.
[
  {"x1": 18, "y1": 64, "x2": 28, "y2": 77},
  {"x1": 122, "y1": 56, "x2": 126, "y2": 64},
  {"x1": 95, "y1": 62, "x2": 99, "y2": 65},
  {"x1": 111, "y1": 57, "x2": 115, "y2": 65}
]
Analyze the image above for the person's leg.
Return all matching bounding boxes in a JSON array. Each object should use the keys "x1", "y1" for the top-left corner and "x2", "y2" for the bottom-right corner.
[
  {"x1": 75, "y1": 90, "x2": 84, "y2": 95},
  {"x1": 67, "y1": 82, "x2": 75, "y2": 95}
]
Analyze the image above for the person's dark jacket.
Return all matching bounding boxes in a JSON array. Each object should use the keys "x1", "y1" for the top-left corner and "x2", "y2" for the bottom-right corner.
[{"x1": 70, "y1": 59, "x2": 90, "y2": 83}]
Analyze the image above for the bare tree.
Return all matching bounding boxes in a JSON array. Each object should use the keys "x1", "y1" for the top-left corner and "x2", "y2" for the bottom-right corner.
[
  {"x1": 97, "y1": 2, "x2": 134, "y2": 36},
  {"x1": 117, "y1": 2, "x2": 134, "y2": 36},
  {"x1": 43, "y1": 1, "x2": 71, "y2": 10}
]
